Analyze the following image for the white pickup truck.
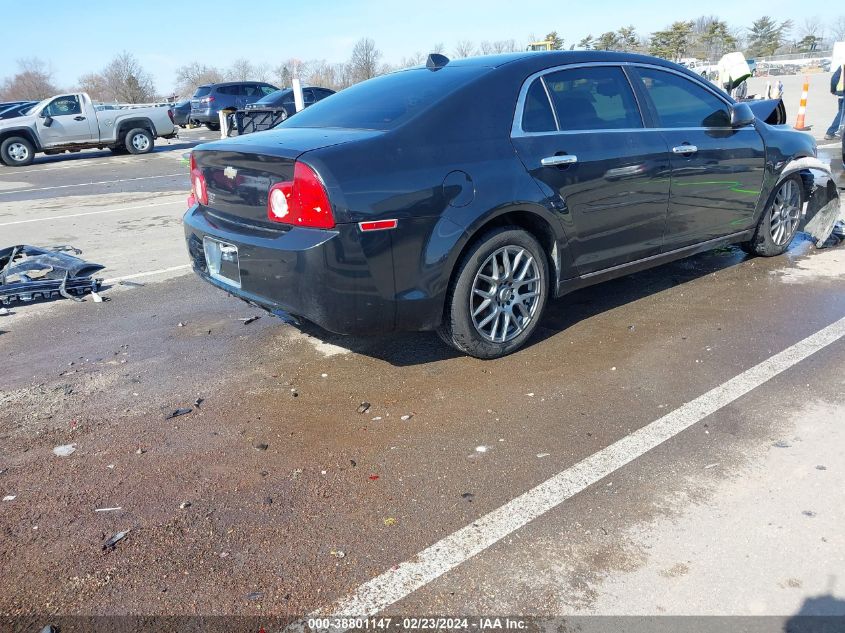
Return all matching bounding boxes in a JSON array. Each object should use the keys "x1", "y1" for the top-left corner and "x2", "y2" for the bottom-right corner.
[{"x1": 0, "y1": 92, "x2": 177, "y2": 166}]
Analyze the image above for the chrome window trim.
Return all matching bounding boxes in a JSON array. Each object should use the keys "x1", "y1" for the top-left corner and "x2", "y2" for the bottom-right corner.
[{"x1": 511, "y1": 61, "x2": 737, "y2": 138}]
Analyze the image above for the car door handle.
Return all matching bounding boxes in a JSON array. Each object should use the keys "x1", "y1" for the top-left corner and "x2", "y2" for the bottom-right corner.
[
  {"x1": 671, "y1": 145, "x2": 698, "y2": 154},
  {"x1": 74, "y1": 116, "x2": 86, "y2": 121},
  {"x1": 541, "y1": 154, "x2": 578, "y2": 167}
]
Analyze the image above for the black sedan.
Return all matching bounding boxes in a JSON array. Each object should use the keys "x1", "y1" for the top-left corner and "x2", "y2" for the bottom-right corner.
[
  {"x1": 242, "y1": 86, "x2": 335, "y2": 119},
  {"x1": 184, "y1": 51, "x2": 840, "y2": 359},
  {"x1": 0, "y1": 101, "x2": 37, "y2": 120}
]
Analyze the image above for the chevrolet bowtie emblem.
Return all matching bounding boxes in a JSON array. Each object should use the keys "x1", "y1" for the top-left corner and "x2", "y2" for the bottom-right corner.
[{"x1": 223, "y1": 166, "x2": 238, "y2": 179}]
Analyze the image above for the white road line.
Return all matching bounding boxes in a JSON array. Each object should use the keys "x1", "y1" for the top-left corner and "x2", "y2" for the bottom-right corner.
[
  {"x1": 0, "y1": 173, "x2": 185, "y2": 195},
  {"x1": 0, "y1": 152, "x2": 188, "y2": 176},
  {"x1": 104, "y1": 265, "x2": 191, "y2": 284},
  {"x1": 0, "y1": 199, "x2": 184, "y2": 227},
  {"x1": 312, "y1": 315, "x2": 845, "y2": 622}
]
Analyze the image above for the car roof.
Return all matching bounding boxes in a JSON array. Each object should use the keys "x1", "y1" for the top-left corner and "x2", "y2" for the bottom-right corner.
[
  {"x1": 448, "y1": 50, "x2": 683, "y2": 71},
  {"x1": 199, "y1": 81, "x2": 275, "y2": 88}
]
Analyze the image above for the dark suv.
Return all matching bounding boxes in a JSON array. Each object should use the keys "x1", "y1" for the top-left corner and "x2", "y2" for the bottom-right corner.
[{"x1": 190, "y1": 81, "x2": 278, "y2": 130}]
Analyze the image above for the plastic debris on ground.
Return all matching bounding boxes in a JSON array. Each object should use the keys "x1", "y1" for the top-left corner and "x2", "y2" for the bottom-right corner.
[
  {"x1": 357, "y1": 402, "x2": 371, "y2": 414},
  {"x1": 0, "y1": 245, "x2": 104, "y2": 305},
  {"x1": 165, "y1": 407, "x2": 193, "y2": 420},
  {"x1": 94, "y1": 507, "x2": 122, "y2": 513},
  {"x1": 102, "y1": 529, "x2": 130, "y2": 551},
  {"x1": 383, "y1": 517, "x2": 397, "y2": 526},
  {"x1": 239, "y1": 316, "x2": 261, "y2": 325},
  {"x1": 52, "y1": 444, "x2": 77, "y2": 457}
]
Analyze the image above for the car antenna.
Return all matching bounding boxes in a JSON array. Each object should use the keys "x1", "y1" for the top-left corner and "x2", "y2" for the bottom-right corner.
[{"x1": 426, "y1": 53, "x2": 450, "y2": 71}]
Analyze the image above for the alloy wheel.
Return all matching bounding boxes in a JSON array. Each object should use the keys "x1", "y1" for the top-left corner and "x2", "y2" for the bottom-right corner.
[
  {"x1": 769, "y1": 179, "x2": 800, "y2": 246},
  {"x1": 470, "y1": 245, "x2": 542, "y2": 343},
  {"x1": 131, "y1": 133, "x2": 150, "y2": 152}
]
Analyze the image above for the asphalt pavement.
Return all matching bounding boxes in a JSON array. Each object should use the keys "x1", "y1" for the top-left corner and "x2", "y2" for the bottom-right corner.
[{"x1": 0, "y1": 125, "x2": 844, "y2": 631}]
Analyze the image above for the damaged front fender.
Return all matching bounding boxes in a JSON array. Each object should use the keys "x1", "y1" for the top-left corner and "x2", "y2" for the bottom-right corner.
[{"x1": 777, "y1": 157, "x2": 842, "y2": 247}]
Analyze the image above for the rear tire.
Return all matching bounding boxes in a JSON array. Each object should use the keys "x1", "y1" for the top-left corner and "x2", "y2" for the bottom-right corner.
[
  {"x1": 124, "y1": 128, "x2": 154, "y2": 155},
  {"x1": 1, "y1": 136, "x2": 35, "y2": 166},
  {"x1": 206, "y1": 121, "x2": 220, "y2": 131},
  {"x1": 437, "y1": 227, "x2": 549, "y2": 359},
  {"x1": 741, "y1": 176, "x2": 803, "y2": 257}
]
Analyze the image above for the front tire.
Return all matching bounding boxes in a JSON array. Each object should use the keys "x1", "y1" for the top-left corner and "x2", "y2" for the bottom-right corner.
[
  {"x1": 125, "y1": 128, "x2": 154, "y2": 155},
  {"x1": 437, "y1": 227, "x2": 549, "y2": 359},
  {"x1": 741, "y1": 176, "x2": 803, "y2": 257},
  {"x1": 1, "y1": 136, "x2": 35, "y2": 167}
]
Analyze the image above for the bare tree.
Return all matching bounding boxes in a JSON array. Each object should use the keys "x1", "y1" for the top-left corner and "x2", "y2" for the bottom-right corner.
[
  {"x1": 101, "y1": 52, "x2": 156, "y2": 102},
  {"x1": 348, "y1": 38, "x2": 382, "y2": 83},
  {"x1": 454, "y1": 40, "x2": 475, "y2": 58},
  {"x1": 0, "y1": 57, "x2": 57, "y2": 101},
  {"x1": 398, "y1": 52, "x2": 425, "y2": 68},
  {"x1": 77, "y1": 72, "x2": 109, "y2": 101},
  {"x1": 832, "y1": 16, "x2": 845, "y2": 42},
  {"x1": 432, "y1": 42, "x2": 445, "y2": 55},
  {"x1": 491, "y1": 39, "x2": 517, "y2": 53},
  {"x1": 478, "y1": 41, "x2": 494, "y2": 55},
  {"x1": 801, "y1": 16, "x2": 824, "y2": 39},
  {"x1": 174, "y1": 62, "x2": 223, "y2": 97}
]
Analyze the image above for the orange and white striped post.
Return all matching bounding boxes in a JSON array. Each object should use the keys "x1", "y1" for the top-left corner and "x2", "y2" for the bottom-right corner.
[{"x1": 794, "y1": 77, "x2": 810, "y2": 130}]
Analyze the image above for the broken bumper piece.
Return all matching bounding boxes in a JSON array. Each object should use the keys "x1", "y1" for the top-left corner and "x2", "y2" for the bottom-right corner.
[{"x1": 0, "y1": 245, "x2": 104, "y2": 305}]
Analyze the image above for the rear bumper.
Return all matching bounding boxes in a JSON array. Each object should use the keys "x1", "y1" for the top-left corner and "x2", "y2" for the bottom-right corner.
[
  {"x1": 190, "y1": 111, "x2": 216, "y2": 123},
  {"x1": 183, "y1": 205, "x2": 398, "y2": 335}
]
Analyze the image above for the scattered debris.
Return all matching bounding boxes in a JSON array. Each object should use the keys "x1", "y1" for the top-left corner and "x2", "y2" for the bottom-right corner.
[
  {"x1": 368, "y1": 474, "x2": 379, "y2": 481},
  {"x1": 178, "y1": 322, "x2": 185, "y2": 327},
  {"x1": 193, "y1": 397, "x2": 203, "y2": 408},
  {"x1": 371, "y1": 416, "x2": 382, "y2": 421},
  {"x1": 2, "y1": 495, "x2": 16, "y2": 502},
  {"x1": 118, "y1": 280, "x2": 145, "y2": 288},
  {"x1": 611, "y1": 367, "x2": 617, "y2": 371},
  {"x1": 0, "y1": 245, "x2": 104, "y2": 305},
  {"x1": 816, "y1": 465, "x2": 827, "y2": 471},
  {"x1": 290, "y1": 388, "x2": 299, "y2": 397},
  {"x1": 39, "y1": 625, "x2": 57, "y2": 633},
  {"x1": 90, "y1": 291, "x2": 104, "y2": 303},
  {"x1": 239, "y1": 316, "x2": 261, "y2": 325},
  {"x1": 357, "y1": 402, "x2": 371, "y2": 414},
  {"x1": 321, "y1": 373, "x2": 328, "y2": 378},
  {"x1": 772, "y1": 441, "x2": 791, "y2": 448},
  {"x1": 52, "y1": 443, "x2": 77, "y2": 457},
  {"x1": 165, "y1": 407, "x2": 193, "y2": 420},
  {"x1": 704, "y1": 463, "x2": 719, "y2": 469},
  {"x1": 246, "y1": 591, "x2": 264, "y2": 601},
  {"x1": 383, "y1": 517, "x2": 397, "y2": 527},
  {"x1": 461, "y1": 492, "x2": 475, "y2": 502},
  {"x1": 94, "y1": 507, "x2": 122, "y2": 513},
  {"x1": 537, "y1": 453, "x2": 550, "y2": 458},
  {"x1": 263, "y1": 497, "x2": 273, "y2": 505},
  {"x1": 179, "y1": 501, "x2": 192, "y2": 509},
  {"x1": 102, "y1": 529, "x2": 130, "y2": 551},
  {"x1": 400, "y1": 414, "x2": 413, "y2": 421},
  {"x1": 350, "y1": 459, "x2": 357, "y2": 467},
  {"x1": 475, "y1": 446, "x2": 488, "y2": 453},
  {"x1": 802, "y1": 510, "x2": 817, "y2": 518},
  {"x1": 253, "y1": 442, "x2": 269, "y2": 451},
  {"x1": 526, "y1": 392, "x2": 535, "y2": 397},
  {"x1": 0, "y1": 307, "x2": 8, "y2": 316},
  {"x1": 330, "y1": 550, "x2": 346, "y2": 559},
  {"x1": 135, "y1": 447, "x2": 146, "y2": 455}
]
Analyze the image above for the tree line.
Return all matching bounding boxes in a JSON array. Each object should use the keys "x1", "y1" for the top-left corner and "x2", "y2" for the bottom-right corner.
[{"x1": 3, "y1": 14, "x2": 845, "y2": 103}]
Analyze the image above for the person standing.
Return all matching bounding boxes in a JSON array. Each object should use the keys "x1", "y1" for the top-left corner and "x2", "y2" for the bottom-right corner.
[{"x1": 824, "y1": 63, "x2": 844, "y2": 140}]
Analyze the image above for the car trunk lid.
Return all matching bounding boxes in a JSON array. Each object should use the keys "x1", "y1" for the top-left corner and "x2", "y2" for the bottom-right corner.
[{"x1": 193, "y1": 128, "x2": 383, "y2": 229}]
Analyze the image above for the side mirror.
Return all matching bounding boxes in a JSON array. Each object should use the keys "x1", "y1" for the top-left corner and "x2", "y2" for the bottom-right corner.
[
  {"x1": 43, "y1": 115, "x2": 53, "y2": 127},
  {"x1": 730, "y1": 102, "x2": 755, "y2": 128}
]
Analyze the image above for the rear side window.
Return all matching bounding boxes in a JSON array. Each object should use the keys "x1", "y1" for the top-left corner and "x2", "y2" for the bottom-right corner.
[
  {"x1": 543, "y1": 66, "x2": 642, "y2": 131},
  {"x1": 192, "y1": 86, "x2": 212, "y2": 98},
  {"x1": 243, "y1": 85, "x2": 263, "y2": 96},
  {"x1": 218, "y1": 85, "x2": 239, "y2": 96},
  {"x1": 635, "y1": 68, "x2": 730, "y2": 128},
  {"x1": 282, "y1": 67, "x2": 486, "y2": 131},
  {"x1": 521, "y1": 79, "x2": 556, "y2": 132}
]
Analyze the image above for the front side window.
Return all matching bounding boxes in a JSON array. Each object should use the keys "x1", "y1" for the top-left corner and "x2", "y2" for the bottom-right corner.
[
  {"x1": 260, "y1": 85, "x2": 276, "y2": 96},
  {"x1": 636, "y1": 67, "x2": 730, "y2": 128},
  {"x1": 542, "y1": 66, "x2": 643, "y2": 131},
  {"x1": 44, "y1": 95, "x2": 81, "y2": 117}
]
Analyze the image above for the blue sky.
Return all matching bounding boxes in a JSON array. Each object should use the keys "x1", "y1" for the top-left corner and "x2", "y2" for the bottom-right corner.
[{"x1": 0, "y1": 0, "x2": 801, "y2": 94}]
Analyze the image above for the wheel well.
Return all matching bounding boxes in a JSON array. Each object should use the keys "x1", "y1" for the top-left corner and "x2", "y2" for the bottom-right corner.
[
  {"x1": 0, "y1": 129, "x2": 39, "y2": 151},
  {"x1": 116, "y1": 119, "x2": 155, "y2": 140},
  {"x1": 453, "y1": 210, "x2": 560, "y2": 291}
]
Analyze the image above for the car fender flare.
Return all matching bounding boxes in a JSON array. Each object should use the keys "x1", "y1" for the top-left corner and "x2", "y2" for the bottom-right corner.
[
  {"x1": 115, "y1": 117, "x2": 157, "y2": 140},
  {"x1": 0, "y1": 127, "x2": 41, "y2": 151}
]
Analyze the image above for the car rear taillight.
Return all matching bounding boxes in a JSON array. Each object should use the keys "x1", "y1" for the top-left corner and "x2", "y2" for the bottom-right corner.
[
  {"x1": 190, "y1": 154, "x2": 208, "y2": 205},
  {"x1": 200, "y1": 96, "x2": 215, "y2": 104},
  {"x1": 167, "y1": 108, "x2": 175, "y2": 123},
  {"x1": 267, "y1": 162, "x2": 335, "y2": 229}
]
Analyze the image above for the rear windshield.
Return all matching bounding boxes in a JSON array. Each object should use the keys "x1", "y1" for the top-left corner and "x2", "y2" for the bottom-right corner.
[
  {"x1": 192, "y1": 86, "x2": 212, "y2": 98},
  {"x1": 282, "y1": 67, "x2": 486, "y2": 130}
]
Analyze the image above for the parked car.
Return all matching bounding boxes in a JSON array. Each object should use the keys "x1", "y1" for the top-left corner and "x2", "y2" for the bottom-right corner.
[
  {"x1": 190, "y1": 82, "x2": 278, "y2": 131},
  {"x1": 243, "y1": 86, "x2": 336, "y2": 119},
  {"x1": 183, "y1": 51, "x2": 839, "y2": 358},
  {"x1": 171, "y1": 99, "x2": 192, "y2": 127},
  {"x1": 0, "y1": 101, "x2": 37, "y2": 120},
  {"x1": 0, "y1": 92, "x2": 177, "y2": 166}
]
